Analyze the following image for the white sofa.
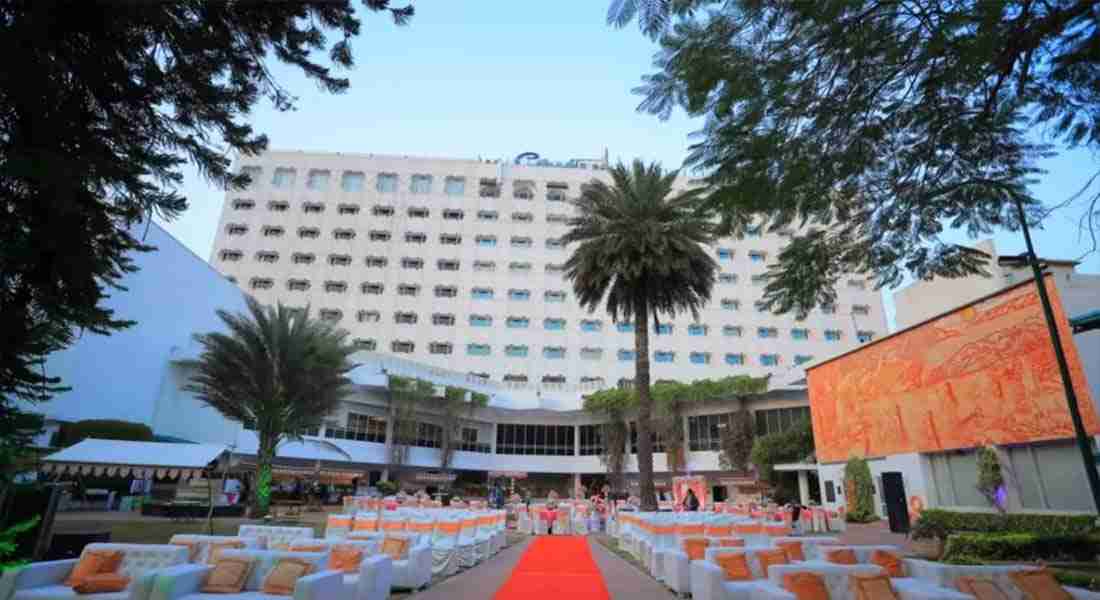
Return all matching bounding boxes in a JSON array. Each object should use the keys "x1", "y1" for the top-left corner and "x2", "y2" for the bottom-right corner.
[
  {"x1": 902, "y1": 558, "x2": 1100, "y2": 600},
  {"x1": 1, "y1": 544, "x2": 189, "y2": 600},
  {"x1": 148, "y1": 550, "x2": 342, "y2": 600},
  {"x1": 761, "y1": 562, "x2": 970, "y2": 600},
  {"x1": 690, "y1": 547, "x2": 802, "y2": 600},
  {"x1": 236, "y1": 525, "x2": 315, "y2": 549},
  {"x1": 381, "y1": 535, "x2": 432, "y2": 591}
]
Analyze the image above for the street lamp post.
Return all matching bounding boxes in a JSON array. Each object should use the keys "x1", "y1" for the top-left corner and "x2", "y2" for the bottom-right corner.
[{"x1": 1012, "y1": 197, "x2": 1100, "y2": 515}]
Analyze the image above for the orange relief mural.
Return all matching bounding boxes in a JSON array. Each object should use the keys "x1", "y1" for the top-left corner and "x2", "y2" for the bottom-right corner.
[{"x1": 808, "y1": 276, "x2": 1099, "y2": 463}]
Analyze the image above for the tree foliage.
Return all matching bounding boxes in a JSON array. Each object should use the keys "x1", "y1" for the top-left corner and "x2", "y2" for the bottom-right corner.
[
  {"x1": 977, "y1": 446, "x2": 1006, "y2": 512},
  {"x1": 386, "y1": 377, "x2": 491, "y2": 472},
  {"x1": 609, "y1": 0, "x2": 1100, "y2": 316},
  {"x1": 185, "y1": 298, "x2": 357, "y2": 515},
  {"x1": 0, "y1": 1, "x2": 411, "y2": 422},
  {"x1": 844, "y1": 456, "x2": 878, "y2": 523},
  {"x1": 53, "y1": 420, "x2": 152, "y2": 448},
  {"x1": 749, "y1": 418, "x2": 814, "y2": 483},
  {"x1": 719, "y1": 409, "x2": 755, "y2": 471},
  {"x1": 565, "y1": 160, "x2": 721, "y2": 510}
]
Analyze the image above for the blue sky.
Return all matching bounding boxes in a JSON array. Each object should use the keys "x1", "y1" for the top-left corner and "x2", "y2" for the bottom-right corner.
[{"x1": 163, "y1": 0, "x2": 1099, "y2": 330}]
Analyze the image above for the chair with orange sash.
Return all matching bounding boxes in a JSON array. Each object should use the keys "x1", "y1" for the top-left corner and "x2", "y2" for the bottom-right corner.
[
  {"x1": 457, "y1": 513, "x2": 482, "y2": 569},
  {"x1": 324, "y1": 513, "x2": 353, "y2": 540},
  {"x1": 430, "y1": 512, "x2": 463, "y2": 577}
]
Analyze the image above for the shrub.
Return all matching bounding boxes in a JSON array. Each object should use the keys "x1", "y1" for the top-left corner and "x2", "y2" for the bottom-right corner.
[
  {"x1": 1055, "y1": 570, "x2": 1100, "y2": 592},
  {"x1": 844, "y1": 457, "x2": 877, "y2": 522},
  {"x1": 976, "y1": 446, "x2": 1004, "y2": 510},
  {"x1": 55, "y1": 419, "x2": 153, "y2": 447},
  {"x1": 942, "y1": 532, "x2": 1100, "y2": 563},
  {"x1": 910, "y1": 508, "x2": 1097, "y2": 541}
]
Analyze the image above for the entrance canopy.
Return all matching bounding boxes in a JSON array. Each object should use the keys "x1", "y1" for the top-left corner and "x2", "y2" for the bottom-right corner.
[
  {"x1": 41, "y1": 438, "x2": 227, "y2": 480},
  {"x1": 1071, "y1": 309, "x2": 1100, "y2": 334}
]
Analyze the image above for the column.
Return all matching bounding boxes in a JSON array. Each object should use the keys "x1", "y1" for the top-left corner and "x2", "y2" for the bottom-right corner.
[
  {"x1": 797, "y1": 470, "x2": 811, "y2": 505},
  {"x1": 574, "y1": 424, "x2": 581, "y2": 456},
  {"x1": 490, "y1": 422, "x2": 498, "y2": 454}
]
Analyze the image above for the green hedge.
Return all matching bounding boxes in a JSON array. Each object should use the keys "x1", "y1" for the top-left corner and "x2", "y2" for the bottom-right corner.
[
  {"x1": 1055, "y1": 570, "x2": 1100, "y2": 592},
  {"x1": 942, "y1": 532, "x2": 1100, "y2": 563},
  {"x1": 910, "y1": 508, "x2": 1097, "y2": 541},
  {"x1": 54, "y1": 419, "x2": 153, "y2": 447}
]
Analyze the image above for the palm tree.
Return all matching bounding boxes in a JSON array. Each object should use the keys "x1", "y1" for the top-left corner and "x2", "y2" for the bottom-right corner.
[
  {"x1": 563, "y1": 160, "x2": 719, "y2": 510},
  {"x1": 185, "y1": 298, "x2": 357, "y2": 516}
]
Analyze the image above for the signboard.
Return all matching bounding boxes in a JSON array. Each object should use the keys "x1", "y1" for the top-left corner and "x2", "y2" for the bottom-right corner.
[
  {"x1": 808, "y1": 276, "x2": 1099, "y2": 462},
  {"x1": 488, "y1": 471, "x2": 527, "y2": 479},
  {"x1": 413, "y1": 472, "x2": 457, "y2": 483}
]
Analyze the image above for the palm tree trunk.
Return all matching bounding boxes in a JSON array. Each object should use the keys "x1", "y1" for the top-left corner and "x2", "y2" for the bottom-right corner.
[
  {"x1": 254, "y1": 434, "x2": 276, "y2": 517},
  {"x1": 633, "y1": 293, "x2": 658, "y2": 511}
]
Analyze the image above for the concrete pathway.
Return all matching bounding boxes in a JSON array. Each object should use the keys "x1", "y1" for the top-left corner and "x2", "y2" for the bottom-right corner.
[{"x1": 588, "y1": 537, "x2": 676, "y2": 600}]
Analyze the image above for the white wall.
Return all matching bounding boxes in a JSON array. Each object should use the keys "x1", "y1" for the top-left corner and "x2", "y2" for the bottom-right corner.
[{"x1": 817, "y1": 453, "x2": 929, "y2": 517}]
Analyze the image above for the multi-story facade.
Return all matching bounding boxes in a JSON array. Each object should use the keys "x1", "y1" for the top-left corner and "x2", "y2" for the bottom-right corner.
[{"x1": 210, "y1": 150, "x2": 887, "y2": 399}]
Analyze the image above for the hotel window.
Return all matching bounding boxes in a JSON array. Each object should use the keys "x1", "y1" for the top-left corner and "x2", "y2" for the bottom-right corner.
[
  {"x1": 268, "y1": 200, "x2": 289, "y2": 212},
  {"x1": 341, "y1": 172, "x2": 364, "y2": 192},
  {"x1": 240, "y1": 166, "x2": 262, "y2": 186},
  {"x1": 328, "y1": 254, "x2": 352, "y2": 266},
  {"x1": 439, "y1": 175, "x2": 464, "y2": 195},
  {"x1": 394, "y1": 311, "x2": 418, "y2": 325},
  {"x1": 755, "y1": 406, "x2": 811, "y2": 436},
  {"x1": 505, "y1": 344, "x2": 528, "y2": 358},
  {"x1": 654, "y1": 351, "x2": 675, "y2": 363},
  {"x1": 543, "y1": 346, "x2": 566, "y2": 359},
  {"x1": 510, "y1": 236, "x2": 532, "y2": 248},
  {"x1": 442, "y1": 208, "x2": 464, "y2": 221},
  {"x1": 757, "y1": 327, "x2": 778, "y2": 338},
  {"x1": 719, "y1": 273, "x2": 738, "y2": 284},
  {"x1": 351, "y1": 338, "x2": 377, "y2": 351},
  {"x1": 544, "y1": 318, "x2": 566, "y2": 331},
  {"x1": 408, "y1": 207, "x2": 429, "y2": 219},
  {"x1": 512, "y1": 212, "x2": 533, "y2": 223},
  {"x1": 303, "y1": 202, "x2": 324, "y2": 214},
  {"x1": 376, "y1": 173, "x2": 398, "y2": 193},
  {"x1": 690, "y1": 352, "x2": 711, "y2": 365},
  {"x1": 723, "y1": 325, "x2": 743, "y2": 337},
  {"x1": 629, "y1": 422, "x2": 666, "y2": 453},
  {"x1": 545, "y1": 290, "x2": 566, "y2": 302},
  {"x1": 824, "y1": 329, "x2": 842, "y2": 341},
  {"x1": 848, "y1": 279, "x2": 867, "y2": 290},
  {"x1": 323, "y1": 281, "x2": 347, "y2": 293},
  {"x1": 272, "y1": 168, "x2": 296, "y2": 188},
  {"x1": 503, "y1": 374, "x2": 528, "y2": 384},
  {"x1": 437, "y1": 259, "x2": 460, "y2": 271},
  {"x1": 401, "y1": 257, "x2": 423, "y2": 269},
  {"x1": 332, "y1": 229, "x2": 355, "y2": 241},
  {"x1": 476, "y1": 235, "x2": 497, "y2": 248},
  {"x1": 391, "y1": 340, "x2": 414, "y2": 354},
  {"x1": 472, "y1": 287, "x2": 494, "y2": 300},
  {"x1": 439, "y1": 233, "x2": 462, "y2": 245},
  {"x1": 473, "y1": 260, "x2": 496, "y2": 272},
  {"x1": 508, "y1": 289, "x2": 531, "y2": 301},
  {"x1": 397, "y1": 284, "x2": 420, "y2": 297},
  {"x1": 751, "y1": 274, "x2": 768, "y2": 286},
  {"x1": 580, "y1": 320, "x2": 602, "y2": 332},
  {"x1": 513, "y1": 180, "x2": 535, "y2": 200},
  {"x1": 405, "y1": 232, "x2": 426, "y2": 244},
  {"x1": 496, "y1": 424, "x2": 575, "y2": 456},
  {"x1": 298, "y1": 227, "x2": 320, "y2": 239},
  {"x1": 510, "y1": 261, "x2": 533, "y2": 273},
  {"x1": 760, "y1": 353, "x2": 780, "y2": 366},
  {"x1": 287, "y1": 279, "x2": 310, "y2": 291},
  {"x1": 337, "y1": 204, "x2": 360, "y2": 215},
  {"x1": 725, "y1": 353, "x2": 745, "y2": 365},
  {"x1": 617, "y1": 322, "x2": 634, "y2": 333},
  {"x1": 434, "y1": 285, "x2": 458, "y2": 299},
  {"x1": 749, "y1": 251, "x2": 767, "y2": 262},
  {"x1": 477, "y1": 209, "x2": 499, "y2": 222},
  {"x1": 655, "y1": 324, "x2": 673, "y2": 335},
  {"x1": 546, "y1": 182, "x2": 568, "y2": 202},
  {"x1": 368, "y1": 230, "x2": 391, "y2": 242},
  {"x1": 467, "y1": 343, "x2": 491, "y2": 357},
  {"x1": 688, "y1": 413, "x2": 728, "y2": 451},
  {"x1": 794, "y1": 354, "x2": 814, "y2": 365},
  {"x1": 262, "y1": 225, "x2": 284, "y2": 237},
  {"x1": 717, "y1": 248, "x2": 734, "y2": 261},
  {"x1": 545, "y1": 263, "x2": 565, "y2": 274},
  {"x1": 545, "y1": 238, "x2": 565, "y2": 250},
  {"x1": 432, "y1": 313, "x2": 455, "y2": 326},
  {"x1": 479, "y1": 178, "x2": 500, "y2": 198},
  {"x1": 226, "y1": 224, "x2": 248, "y2": 236},
  {"x1": 754, "y1": 301, "x2": 769, "y2": 313},
  {"x1": 429, "y1": 342, "x2": 453, "y2": 355},
  {"x1": 618, "y1": 349, "x2": 636, "y2": 361},
  {"x1": 470, "y1": 314, "x2": 493, "y2": 327},
  {"x1": 791, "y1": 328, "x2": 810, "y2": 340},
  {"x1": 852, "y1": 304, "x2": 871, "y2": 316},
  {"x1": 357, "y1": 310, "x2": 380, "y2": 323},
  {"x1": 232, "y1": 199, "x2": 254, "y2": 210},
  {"x1": 542, "y1": 374, "x2": 565, "y2": 384},
  {"x1": 546, "y1": 213, "x2": 569, "y2": 225},
  {"x1": 721, "y1": 299, "x2": 740, "y2": 311},
  {"x1": 331, "y1": 412, "x2": 386, "y2": 443},
  {"x1": 319, "y1": 309, "x2": 342, "y2": 322},
  {"x1": 372, "y1": 205, "x2": 394, "y2": 217},
  {"x1": 410, "y1": 174, "x2": 432, "y2": 194},
  {"x1": 580, "y1": 347, "x2": 603, "y2": 360},
  {"x1": 688, "y1": 324, "x2": 707, "y2": 336},
  {"x1": 307, "y1": 170, "x2": 330, "y2": 191},
  {"x1": 579, "y1": 425, "x2": 604, "y2": 456},
  {"x1": 220, "y1": 250, "x2": 243, "y2": 262},
  {"x1": 413, "y1": 423, "x2": 445, "y2": 449},
  {"x1": 249, "y1": 277, "x2": 274, "y2": 290},
  {"x1": 361, "y1": 282, "x2": 384, "y2": 295},
  {"x1": 506, "y1": 317, "x2": 530, "y2": 329},
  {"x1": 365, "y1": 256, "x2": 388, "y2": 268},
  {"x1": 857, "y1": 330, "x2": 876, "y2": 343},
  {"x1": 820, "y1": 304, "x2": 837, "y2": 315}
]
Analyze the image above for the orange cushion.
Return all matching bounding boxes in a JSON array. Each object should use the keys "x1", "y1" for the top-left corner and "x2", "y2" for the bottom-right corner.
[
  {"x1": 207, "y1": 541, "x2": 245, "y2": 565},
  {"x1": 329, "y1": 545, "x2": 364, "y2": 574},
  {"x1": 777, "y1": 541, "x2": 805, "y2": 562},
  {"x1": 716, "y1": 538, "x2": 745, "y2": 547},
  {"x1": 287, "y1": 544, "x2": 327, "y2": 553},
  {"x1": 65, "y1": 550, "x2": 124, "y2": 587},
  {"x1": 170, "y1": 541, "x2": 200, "y2": 562},
  {"x1": 826, "y1": 548, "x2": 859, "y2": 565},
  {"x1": 715, "y1": 554, "x2": 754, "y2": 581},
  {"x1": 352, "y1": 519, "x2": 378, "y2": 531},
  {"x1": 870, "y1": 550, "x2": 904, "y2": 577},
  {"x1": 201, "y1": 556, "x2": 254, "y2": 594},
  {"x1": 756, "y1": 549, "x2": 789, "y2": 578},
  {"x1": 1007, "y1": 568, "x2": 1073, "y2": 600},
  {"x1": 381, "y1": 536, "x2": 410, "y2": 561},
  {"x1": 850, "y1": 573, "x2": 900, "y2": 600},
  {"x1": 261, "y1": 558, "x2": 314, "y2": 596},
  {"x1": 956, "y1": 577, "x2": 1011, "y2": 600},
  {"x1": 682, "y1": 538, "x2": 709, "y2": 561},
  {"x1": 783, "y1": 572, "x2": 830, "y2": 600},
  {"x1": 72, "y1": 573, "x2": 130, "y2": 594}
]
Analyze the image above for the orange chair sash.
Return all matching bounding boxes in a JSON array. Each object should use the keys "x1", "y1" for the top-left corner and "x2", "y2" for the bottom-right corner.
[
  {"x1": 436, "y1": 522, "x2": 461, "y2": 535},
  {"x1": 677, "y1": 524, "x2": 705, "y2": 535},
  {"x1": 705, "y1": 526, "x2": 733, "y2": 536},
  {"x1": 381, "y1": 521, "x2": 406, "y2": 531},
  {"x1": 327, "y1": 517, "x2": 352, "y2": 528},
  {"x1": 352, "y1": 519, "x2": 378, "y2": 531}
]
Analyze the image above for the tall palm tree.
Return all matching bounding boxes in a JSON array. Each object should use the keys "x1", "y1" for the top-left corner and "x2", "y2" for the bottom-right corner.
[
  {"x1": 185, "y1": 297, "x2": 357, "y2": 516},
  {"x1": 563, "y1": 160, "x2": 719, "y2": 510}
]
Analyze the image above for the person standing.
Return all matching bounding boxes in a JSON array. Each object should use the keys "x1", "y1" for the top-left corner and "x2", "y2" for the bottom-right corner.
[
  {"x1": 790, "y1": 501, "x2": 804, "y2": 535},
  {"x1": 683, "y1": 488, "x2": 700, "y2": 512}
]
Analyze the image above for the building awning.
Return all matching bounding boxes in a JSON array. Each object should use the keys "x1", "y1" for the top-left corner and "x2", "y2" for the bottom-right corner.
[
  {"x1": 773, "y1": 462, "x2": 820, "y2": 472},
  {"x1": 40, "y1": 438, "x2": 227, "y2": 479},
  {"x1": 1071, "y1": 309, "x2": 1100, "y2": 334}
]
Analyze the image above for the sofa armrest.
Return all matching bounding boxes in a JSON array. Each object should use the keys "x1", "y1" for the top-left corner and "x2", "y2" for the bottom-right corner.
[
  {"x1": 1069, "y1": 586, "x2": 1100, "y2": 600},
  {"x1": 294, "y1": 570, "x2": 342, "y2": 600},
  {"x1": 409, "y1": 544, "x2": 432, "y2": 588},
  {"x1": 748, "y1": 582, "x2": 795, "y2": 600},
  {"x1": 691, "y1": 560, "x2": 725, "y2": 600},
  {"x1": 6, "y1": 559, "x2": 77, "y2": 590},
  {"x1": 150, "y1": 564, "x2": 212, "y2": 600},
  {"x1": 892, "y1": 578, "x2": 973, "y2": 600},
  {"x1": 356, "y1": 555, "x2": 392, "y2": 600}
]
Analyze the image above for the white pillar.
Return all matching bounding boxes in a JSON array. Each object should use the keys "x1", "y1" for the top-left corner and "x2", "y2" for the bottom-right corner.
[{"x1": 797, "y1": 470, "x2": 811, "y2": 505}]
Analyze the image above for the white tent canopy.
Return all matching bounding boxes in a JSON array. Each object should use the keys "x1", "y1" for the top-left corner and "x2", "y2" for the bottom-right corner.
[{"x1": 41, "y1": 438, "x2": 227, "y2": 480}]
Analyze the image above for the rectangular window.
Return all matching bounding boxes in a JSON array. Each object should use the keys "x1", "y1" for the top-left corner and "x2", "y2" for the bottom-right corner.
[
  {"x1": 510, "y1": 237, "x2": 532, "y2": 248},
  {"x1": 513, "y1": 180, "x2": 535, "y2": 200},
  {"x1": 688, "y1": 414, "x2": 728, "y2": 451},
  {"x1": 617, "y1": 322, "x2": 634, "y2": 333},
  {"x1": 792, "y1": 328, "x2": 810, "y2": 340},
  {"x1": 580, "y1": 348, "x2": 603, "y2": 360},
  {"x1": 410, "y1": 174, "x2": 432, "y2": 194},
  {"x1": 470, "y1": 315, "x2": 492, "y2": 327},
  {"x1": 473, "y1": 260, "x2": 496, "y2": 272},
  {"x1": 505, "y1": 345, "x2": 528, "y2": 357},
  {"x1": 506, "y1": 317, "x2": 530, "y2": 329},
  {"x1": 655, "y1": 324, "x2": 673, "y2": 335},
  {"x1": 719, "y1": 273, "x2": 738, "y2": 284},
  {"x1": 857, "y1": 330, "x2": 875, "y2": 343},
  {"x1": 429, "y1": 342, "x2": 453, "y2": 355},
  {"x1": 751, "y1": 274, "x2": 768, "y2": 286},
  {"x1": 721, "y1": 299, "x2": 740, "y2": 311},
  {"x1": 654, "y1": 351, "x2": 675, "y2": 363},
  {"x1": 853, "y1": 304, "x2": 871, "y2": 315},
  {"x1": 376, "y1": 173, "x2": 398, "y2": 193},
  {"x1": 472, "y1": 288, "x2": 494, "y2": 300},
  {"x1": 544, "y1": 318, "x2": 566, "y2": 331},
  {"x1": 825, "y1": 329, "x2": 842, "y2": 342},
  {"x1": 749, "y1": 251, "x2": 767, "y2": 262},
  {"x1": 240, "y1": 166, "x2": 262, "y2": 186},
  {"x1": 688, "y1": 324, "x2": 707, "y2": 336},
  {"x1": 848, "y1": 279, "x2": 867, "y2": 290},
  {"x1": 724, "y1": 353, "x2": 745, "y2": 365},
  {"x1": 414, "y1": 422, "x2": 444, "y2": 449},
  {"x1": 496, "y1": 424, "x2": 574, "y2": 456},
  {"x1": 444, "y1": 176, "x2": 465, "y2": 196},
  {"x1": 543, "y1": 346, "x2": 566, "y2": 359},
  {"x1": 754, "y1": 406, "x2": 811, "y2": 436},
  {"x1": 580, "y1": 320, "x2": 602, "y2": 332},
  {"x1": 510, "y1": 261, "x2": 532, "y2": 272},
  {"x1": 760, "y1": 353, "x2": 780, "y2": 366},
  {"x1": 758, "y1": 327, "x2": 778, "y2": 338},
  {"x1": 723, "y1": 325, "x2": 743, "y2": 337},
  {"x1": 717, "y1": 248, "x2": 733, "y2": 261},
  {"x1": 579, "y1": 424, "x2": 604, "y2": 456},
  {"x1": 341, "y1": 172, "x2": 364, "y2": 192},
  {"x1": 476, "y1": 236, "x2": 497, "y2": 248},
  {"x1": 437, "y1": 260, "x2": 460, "y2": 272},
  {"x1": 618, "y1": 349, "x2": 636, "y2": 361},
  {"x1": 467, "y1": 344, "x2": 491, "y2": 356},
  {"x1": 545, "y1": 291, "x2": 566, "y2": 303},
  {"x1": 794, "y1": 354, "x2": 814, "y2": 365},
  {"x1": 328, "y1": 412, "x2": 386, "y2": 443},
  {"x1": 477, "y1": 210, "x2": 499, "y2": 221},
  {"x1": 629, "y1": 422, "x2": 666, "y2": 453},
  {"x1": 508, "y1": 289, "x2": 531, "y2": 301},
  {"x1": 479, "y1": 178, "x2": 500, "y2": 198},
  {"x1": 272, "y1": 168, "x2": 296, "y2": 188},
  {"x1": 307, "y1": 170, "x2": 330, "y2": 190},
  {"x1": 690, "y1": 352, "x2": 711, "y2": 365},
  {"x1": 432, "y1": 313, "x2": 455, "y2": 326},
  {"x1": 821, "y1": 305, "x2": 837, "y2": 315}
]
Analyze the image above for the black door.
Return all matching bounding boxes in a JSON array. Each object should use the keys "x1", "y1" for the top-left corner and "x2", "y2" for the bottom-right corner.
[{"x1": 881, "y1": 472, "x2": 910, "y2": 534}]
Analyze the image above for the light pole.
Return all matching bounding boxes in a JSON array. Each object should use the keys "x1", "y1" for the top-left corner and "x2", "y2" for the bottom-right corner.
[{"x1": 1011, "y1": 197, "x2": 1100, "y2": 515}]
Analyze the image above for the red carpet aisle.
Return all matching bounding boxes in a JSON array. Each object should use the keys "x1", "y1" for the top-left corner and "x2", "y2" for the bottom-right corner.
[{"x1": 492, "y1": 536, "x2": 611, "y2": 600}]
